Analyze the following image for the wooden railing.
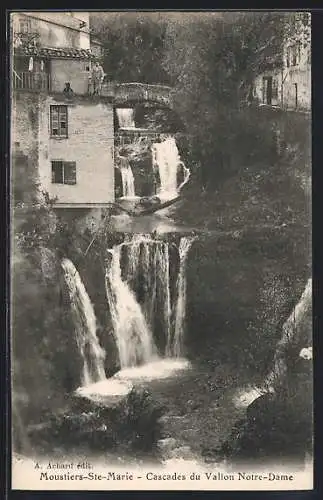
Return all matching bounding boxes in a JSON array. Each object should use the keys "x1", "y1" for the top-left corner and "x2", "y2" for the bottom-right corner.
[{"x1": 13, "y1": 71, "x2": 50, "y2": 91}]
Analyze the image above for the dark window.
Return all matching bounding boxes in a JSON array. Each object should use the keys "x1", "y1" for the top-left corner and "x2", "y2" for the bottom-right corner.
[
  {"x1": 294, "y1": 83, "x2": 298, "y2": 109},
  {"x1": 262, "y1": 76, "x2": 273, "y2": 105},
  {"x1": 50, "y1": 105, "x2": 68, "y2": 137},
  {"x1": 51, "y1": 161, "x2": 76, "y2": 184}
]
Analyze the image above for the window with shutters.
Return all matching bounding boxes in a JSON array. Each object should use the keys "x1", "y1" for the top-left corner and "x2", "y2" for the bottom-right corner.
[
  {"x1": 50, "y1": 105, "x2": 68, "y2": 137},
  {"x1": 51, "y1": 161, "x2": 76, "y2": 185}
]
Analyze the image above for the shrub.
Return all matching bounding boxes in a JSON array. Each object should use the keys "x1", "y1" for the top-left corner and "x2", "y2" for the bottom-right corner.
[{"x1": 27, "y1": 388, "x2": 165, "y2": 456}]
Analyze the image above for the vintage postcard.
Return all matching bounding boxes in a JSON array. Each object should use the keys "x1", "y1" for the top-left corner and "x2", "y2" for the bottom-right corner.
[{"x1": 10, "y1": 10, "x2": 312, "y2": 491}]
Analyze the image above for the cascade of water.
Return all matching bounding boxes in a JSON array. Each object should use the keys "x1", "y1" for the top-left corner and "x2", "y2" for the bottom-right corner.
[
  {"x1": 123, "y1": 234, "x2": 154, "y2": 323},
  {"x1": 178, "y1": 161, "x2": 191, "y2": 192},
  {"x1": 155, "y1": 240, "x2": 172, "y2": 354},
  {"x1": 105, "y1": 234, "x2": 195, "y2": 368},
  {"x1": 61, "y1": 258, "x2": 106, "y2": 386},
  {"x1": 118, "y1": 156, "x2": 136, "y2": 198},
  {"x1": 152, "y1": 136, "x2": 190, "y2": 201},
  {"x1": 116, "y1": 108, "x2": 135, "y2": 129},
  {"x1": 105, "y1": 245, "x2": 158, "y2": 368},
  {"x1": 172, "y1": 236, "x2": 196, "y2": 357},
  {"x1": 123, "y1": 234, "x2": 171, "y2": 351}
]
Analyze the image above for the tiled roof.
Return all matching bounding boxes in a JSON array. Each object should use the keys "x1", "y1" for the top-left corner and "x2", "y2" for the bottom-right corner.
[{"x1": 15, "y1": 46, "x2": 95, "y2": 59}]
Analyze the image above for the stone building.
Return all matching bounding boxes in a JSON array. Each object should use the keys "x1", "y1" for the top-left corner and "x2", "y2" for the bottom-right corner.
[
  {"x1": 253, "y1": 14, "x2": 311, "y2": 111},
  {"x1": 11, "y1": 11, "x2": 115, "y2": 209}
]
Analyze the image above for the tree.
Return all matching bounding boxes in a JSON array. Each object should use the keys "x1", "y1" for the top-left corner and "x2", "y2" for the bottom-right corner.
[
  {"x1": 161, "y1": 12, "x2": 310, "y2": 188},
  {"x1": 90, "y1": 11, "x2": 311, "y2": 188},
  {"x1": 90, "y1": 13, "x2": 171, "y2": 84}
]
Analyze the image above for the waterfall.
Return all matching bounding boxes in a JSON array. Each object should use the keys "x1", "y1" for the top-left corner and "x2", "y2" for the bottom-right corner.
[
  {"x1": 178, "y1": 161, "x2": 191, "y2": 192},
  {"x1": 172, "y1": 236, "x2": 196, "y2": 357},
  {"x1": 124, "y1": 234, "x2": 172, "y2": 350},
  {"x1": 117, "y1": 108, "x2": 135, "y2": 129},
  {"x1": 152, "y1": 136, "x2": 191, "y2": 201},
  {"x1": 61, "y1": 258, "x2": 106, "y2": 386},
  {"x1": 104, "y1": 234, "x2": 195, "y2": 369},
  {"x1": 105, "y1": 244, "x2": 158, "y2": 368},
  {"x1": 118, "y1": 156, "x2": 136, "y2": 198}
]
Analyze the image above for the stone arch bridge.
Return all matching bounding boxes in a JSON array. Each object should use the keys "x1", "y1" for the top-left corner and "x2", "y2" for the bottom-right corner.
[{"x1": 101, "y1": 81, "x2": 174, "y2": 109}]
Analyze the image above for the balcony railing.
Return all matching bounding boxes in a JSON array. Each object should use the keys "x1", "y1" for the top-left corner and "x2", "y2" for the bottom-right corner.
[{"x1": 13, "y1": 71, "x2": 50, "y2": 91}]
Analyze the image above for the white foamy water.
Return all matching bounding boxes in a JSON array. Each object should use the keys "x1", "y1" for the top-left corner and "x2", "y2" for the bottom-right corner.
[
  {"x1": 105, "y1": 234, "x2": 195, "y2": 369},
  {"x1": 172, "y1": 236, "x2": 196, "y2": 357},
  {"x1": 124, "y1": 234, "x2": 172, "y2": 350},
  {"x1": 118, "y1": 156, "x2": 136, "y2": 198},
  {"x1": 61, "y1": 234, "x2": 195, "y2": 397},
  {"x1": 152, "y1": 136, "x2": 190, "y2": 202},
  {"x1": 113, "y1": 358, "x2": 191, "y2": 381},
  {"x1": 105, "y1": 245, "x2": 158, "y2": 369},
  {"x1": 117, "y1": 108, "x2": 135, "y2": 129},
  {"x1": 61, "y1": 258, "x2": 106, "y2": 387},
  {"x1": 76, "y1": 379, "x2": 133, "y2": 402}
]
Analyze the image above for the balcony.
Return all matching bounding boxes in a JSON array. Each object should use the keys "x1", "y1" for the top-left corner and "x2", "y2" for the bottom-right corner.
[{"x1": 13, "y1": 71, "x2": 50, "y2": 92}]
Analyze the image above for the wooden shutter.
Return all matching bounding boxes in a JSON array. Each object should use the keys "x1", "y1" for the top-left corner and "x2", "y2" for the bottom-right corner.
[{"x1": 63, "y1": 161, "x2": 76, "y2": 185}]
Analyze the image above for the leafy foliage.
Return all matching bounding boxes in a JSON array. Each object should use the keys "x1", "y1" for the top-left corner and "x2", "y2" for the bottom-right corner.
[
  {"x1": 91, "y1": 12, "x2": 310, "y2": 189},
  {"x1": 161, "y1": 12, "x2": 310, "y2": 188},
  {"x1": 91, "y1": 13, "x2": 171, "y2": 84},
  {"x1": 14, "y1": 189, "x2": 58, "y2": 252},
  {"x1": 27, "y1": 388, "x2": 164, "y2": 455}
]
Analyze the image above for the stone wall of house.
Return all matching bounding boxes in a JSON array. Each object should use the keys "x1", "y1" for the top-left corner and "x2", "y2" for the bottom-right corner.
[
  {"x1": 11, "y1": 92, "x2": 40, "y2": 164},
  {"x1": 253, "y1": 70, "x2": 282, "y2": 107},
  {"x1": 282, "y1": 66, "x2": 311, "y2": 111},
  {"x1": 11, "y1": 12, "x2": 90, "y2": 50},
  {"x1": 253, "y1": 21, "x2": 311, "y2": 112},
  {"x1": 38, "y1": 95, "x2": 115, "y2": 206},
  {"x1": 50, "y1": 59, "x2": 90, "y2": 95},
  {"x1": 253, "y1": 66, "x2": 310, "y2": 111},
  {"x1": 11, "y1": 92, "x2": 41, "y2": 202}
]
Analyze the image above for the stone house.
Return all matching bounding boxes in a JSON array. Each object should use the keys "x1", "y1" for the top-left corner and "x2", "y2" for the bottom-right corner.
[
  {"x1": 11, "y1": 11, "x2": 115, "y2": 209},
  {"x1": 253, "y1": 14, "x2": 311, "y2": 112}
]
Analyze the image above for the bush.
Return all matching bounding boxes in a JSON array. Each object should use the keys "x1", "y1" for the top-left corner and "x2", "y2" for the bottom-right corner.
[{"x1": 27, "y1": 388, "x2": 165, "y2": 456}]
